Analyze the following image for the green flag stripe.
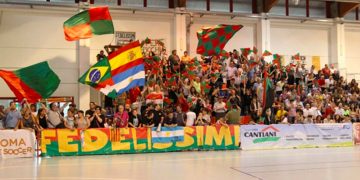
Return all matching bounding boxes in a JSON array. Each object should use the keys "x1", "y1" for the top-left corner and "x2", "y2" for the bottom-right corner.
[
  {"x1": 64, "y1": 10, "x2": 90, "y2": 28},
  {"x1": 13, "y1": 62, "x2": 60, "y2": 98},
  {"x1": 90, "y1": 20, "x2": 114, "y2": 35}
]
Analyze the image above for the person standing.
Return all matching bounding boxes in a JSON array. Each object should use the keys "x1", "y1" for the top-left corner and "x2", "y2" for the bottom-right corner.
[
  {"x1": 174, "y1": 106, "x2": 185, "y2": 126},
  {"x1": 213, "y1": 97, "x2": 227, "y2": 120},
  {"x1": 168, "y1": 50, "x2": 180, "y2": 73},
  {"x1": 96, "y1": 50, "x2": 106, "y2": 62},
  {"x1": 225, "y1": 105, "x2": 241, "y2": 125},
  {"x1": 89, "y1": 106, "x2": 105, "y2": 128},
  {"x1": 76, "y1": 110, "x2": 90, "y2": 129},
  {"x1": 37, "y1": 108, "x2": 48, "y2": 129},
  {"x1": 46, "y1": 102, "x2": 66, "y2": 129},
  {"x1": 114, "y1": 105, "x2": 129, "y2": 128},
  {"x1": 64, "y1": 110, "x2": 76, "y2": 130},
  {"x1": 128, "y1": 109, "x2": 142, "y2": 128},
  {"x1": 0, "y1": 105, "x2": 5, "y2": 129},
  {"x1": 5, "y1": 102, "x2": 22, "y2": 129},
  {"x1": 85, "y1": 102, "x2": 96, "y2": 118},
  {"x1": 185, "y1": 110, "x2": 196, "y2": 127}
]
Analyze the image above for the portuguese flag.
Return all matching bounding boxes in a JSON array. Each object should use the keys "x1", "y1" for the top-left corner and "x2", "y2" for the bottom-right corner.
[
  {"x1": 240, "y1": 48, "x2": 252, "y2": 57},
  {"x1": 196, "y1": 24, "x2": 243, "y2": 56},
  {"x1": 64, "y1": 7, "x2": 114, "y2": 41},
  {"x1": 0, "y1": 62, "x2": 60, "y2": 103},
  {"x1": 262, "y1": 72, "x2": 274, "y2": 110},
  {"x1": 262, "y1": 50, "x2": 272, "y2": 56}
]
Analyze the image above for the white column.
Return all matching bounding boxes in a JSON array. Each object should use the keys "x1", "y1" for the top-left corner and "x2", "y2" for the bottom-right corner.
[
  {"x1": 330, "y1": 22, "x2": 346, "y2": 78},
  {"x1": 256, "y1": 18, "x2": 271, "y2": 54},
  {"x1": 174, "y1": 12, "x2": 187, "y2": 55},
  {"x1": 77, "y1": 39, "x2": 90, "y2": 110}
]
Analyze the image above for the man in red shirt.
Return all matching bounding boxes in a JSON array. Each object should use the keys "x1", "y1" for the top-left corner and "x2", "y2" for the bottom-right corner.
[
  {"x1": 318, "y1": 75, "x2": 326, "y2": 91},
  {"x1": 322, "y1": 64, "x2": 331, "y2": 78}
]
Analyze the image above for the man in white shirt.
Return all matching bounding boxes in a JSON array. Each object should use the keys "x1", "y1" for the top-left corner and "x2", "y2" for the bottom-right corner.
[
  {"x1": 325, "y1": 76, "x2": 334, "y2": 89},
  {"x1": 185, "y1": 110, "x2": 196, "y2": 126},
  {"x1": 302, "y1": 103, "x2": 311, "y2": 117},
  {"x1": 226, "y1": 61, "x2": 237, "y2": 80},
  {"x1": 334, "y1": 103, "x2": 345, "y2": 116},
  {"x1": 213, "y1": 97, "x2": 227, "y2": 120}
]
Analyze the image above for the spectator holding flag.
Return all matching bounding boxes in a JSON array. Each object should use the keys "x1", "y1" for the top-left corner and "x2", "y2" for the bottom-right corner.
[{"x1": 114, "y1": 105, "x2": 129, "y2": 128}]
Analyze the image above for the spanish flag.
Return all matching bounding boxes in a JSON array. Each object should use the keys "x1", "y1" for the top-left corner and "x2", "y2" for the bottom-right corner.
[
  {"x1": 79, "y1": 41, "x2": 145, "y2": 98},
  {"x1": 102, "y1": 41, "x2": 145, "y2": 98}
]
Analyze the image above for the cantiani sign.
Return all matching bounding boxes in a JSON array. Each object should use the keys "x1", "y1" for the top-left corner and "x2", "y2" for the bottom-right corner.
[
  {"x1": 0, "y1": 130, "x2": 36, "y2": 158},
  {"x1": 241, "y1": 124, "x2": 353, "y2": 150},
  {"x1": 41, "y1": 126, "x2": 240, "y2": 156}
]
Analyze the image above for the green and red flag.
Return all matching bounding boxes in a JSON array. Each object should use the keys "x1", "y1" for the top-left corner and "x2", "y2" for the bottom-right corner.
[
  {"x1": 196, "y1": 24, "x2": 243, "y2": 56},
  {"x1": 262, "y1": 72, "x2": 274, "y2": 110},
  {"x1": 272, "y1": 54, "x2": 282, "y2": 69},
  {"x1": 0, "y1": 61, "x2": 60, "y2": 103},
  {"x1": 293, "y1": 53, "x2": 300, "y2": 60},
  {"x1": 64, "y1": 7, "x2": 114, "y2": 41},
  {"x1": 201, "y1": 81, "x2": 212, "y2": 94},
  {"x1": 220, "y1": 50, "x2": 230, "y2": 59},
  {"x1": 253, "y1": 46, "x2": 258, "y2": 55},
  {"x1": 248, "y1": 59, "x2": 258, "y2": 70},
  {"x1": 262, "y1": 50, "x2": 272, "y2": 56},
  {"x1": 240, "y1": 48, "x2": 252, "y2": 57}
]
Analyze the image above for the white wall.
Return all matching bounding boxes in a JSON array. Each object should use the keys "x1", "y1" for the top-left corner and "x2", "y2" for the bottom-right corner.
[
  {"x1": 0, "y1": 9, "x2": 79, "y2": 103},
  {"x1": 345, "y1": 25, "x2": 360, "y2": 81},
  {"x1": 0, "y1": 7, "x2": 359, "y2": 107},
  {"x1": 189, "y1": 16, "x2": 257, "y2": 57},
  {"x1": 270, "y1": 21, "x2": 331, "y2": 69},
  {"x1": 90, "y1": 11, "x2": 174, "y2": 64},
  {"x1": 0, "y1": 9, "x2": 175, "y2": 106}
]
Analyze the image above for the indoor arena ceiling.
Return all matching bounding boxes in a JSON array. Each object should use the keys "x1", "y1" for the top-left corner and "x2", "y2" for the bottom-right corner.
[{"x1": 0, "y1": 0, "x2": 359, "y2": 22}]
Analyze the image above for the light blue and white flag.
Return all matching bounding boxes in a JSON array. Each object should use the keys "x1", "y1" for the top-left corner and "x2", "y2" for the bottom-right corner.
[{"x1": 152, "y1": 127, "x2": 184, "y2": 143}]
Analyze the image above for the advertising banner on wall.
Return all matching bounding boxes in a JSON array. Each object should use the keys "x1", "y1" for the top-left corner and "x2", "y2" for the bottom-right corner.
[
  {"x1": 353, "y1": 123, "x2": 360, "y2": 145},
  {"x1": 115, "y1": 31, "x2": 136, "y2": 45},
  {"x1": 240, "y1": 124, "x2": 353, "y2": 150},
  {"x1": 41, "y1": 125, "x2": 240, "y2": 156},
  {"x1": 0, "y1": 130, "x2": 36, "y2": 158}
]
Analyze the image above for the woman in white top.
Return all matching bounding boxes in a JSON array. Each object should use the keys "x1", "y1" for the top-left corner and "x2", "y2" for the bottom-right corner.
[
  {"x1": 76, "y1": 110, "x2": 90, "y2": 129},
  {"x1": 65, "y1": 110, "x2": 75, "y2": 130},
  {"x1": 185, "y1": 111, "x2": 196, "y2": 126}
]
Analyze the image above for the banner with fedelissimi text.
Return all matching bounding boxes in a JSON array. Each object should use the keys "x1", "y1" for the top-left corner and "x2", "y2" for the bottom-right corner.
[
  {"x1": 240, "y1": 124, "x2": 353, "y2": 150},
  {"x1": 0, "y1": 130, "x2": 36, "y2": 158},
  {"x1": 41, "y1": 125, "x2": 240, "y2": 156}
]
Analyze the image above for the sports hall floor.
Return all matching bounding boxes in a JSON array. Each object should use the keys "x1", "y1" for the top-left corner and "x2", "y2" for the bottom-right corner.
[{"x1": 1, "y1": 147, "x2": 359, "y2": 180}]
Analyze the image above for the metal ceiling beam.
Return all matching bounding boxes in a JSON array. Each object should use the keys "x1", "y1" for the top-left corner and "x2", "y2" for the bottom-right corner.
[
  {"x1": 338, "y1": 2, "x2": 359, "y2": 17},
  {"x1": 178, "y1": 0, "x2": 186, "y2": 8},
  {"x1": 263, "y1": 0, "x2": 279, "y2": 13},
  {"x1": 252, "y1": 0, "x2": 258, "y2": 14}
]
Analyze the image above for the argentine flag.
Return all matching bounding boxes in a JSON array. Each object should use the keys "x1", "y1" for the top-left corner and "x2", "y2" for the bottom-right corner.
[{"x1": 152, "y1": 127, "x2": 184, "y2": 143}]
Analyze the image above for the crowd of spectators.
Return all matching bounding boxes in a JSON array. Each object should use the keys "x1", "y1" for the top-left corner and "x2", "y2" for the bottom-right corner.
[{"x1": 0, "y1": 48, "x2": 359, "y2": 132}]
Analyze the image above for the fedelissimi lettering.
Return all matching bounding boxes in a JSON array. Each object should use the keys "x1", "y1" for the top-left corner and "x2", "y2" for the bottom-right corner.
[{"x1": 244, "y1": 131, "x2": 277, "y2": 137}]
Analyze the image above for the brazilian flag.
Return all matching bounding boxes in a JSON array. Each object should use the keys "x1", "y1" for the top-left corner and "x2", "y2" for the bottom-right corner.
[{"x1": 79, "y1": 58, "x2": 112, "y2": 88}]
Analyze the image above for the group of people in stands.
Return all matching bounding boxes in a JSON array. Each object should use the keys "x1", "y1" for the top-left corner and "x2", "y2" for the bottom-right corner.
[{"x1": 0, "y1": 48, "x2": 359, "y2": 132}]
